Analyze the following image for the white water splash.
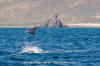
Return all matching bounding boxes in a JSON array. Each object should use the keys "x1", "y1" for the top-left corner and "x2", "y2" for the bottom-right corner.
[{"x1": 20, "y1": 46, "x2": 44, "y2": 53}]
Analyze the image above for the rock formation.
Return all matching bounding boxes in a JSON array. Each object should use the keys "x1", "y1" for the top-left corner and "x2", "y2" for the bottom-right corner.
[{"x1": 43, "y1": 14, "x2": 65, "y2": 28}]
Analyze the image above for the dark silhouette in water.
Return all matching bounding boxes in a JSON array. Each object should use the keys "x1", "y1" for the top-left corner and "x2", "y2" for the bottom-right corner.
[{"x1": 27, "y1": 27, "x2": 37, "y2": 35}]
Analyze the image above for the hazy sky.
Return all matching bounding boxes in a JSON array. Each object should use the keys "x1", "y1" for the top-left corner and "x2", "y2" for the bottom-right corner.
[{"x1": 0, "y1": 0, "x2": 100, "y2": 26}]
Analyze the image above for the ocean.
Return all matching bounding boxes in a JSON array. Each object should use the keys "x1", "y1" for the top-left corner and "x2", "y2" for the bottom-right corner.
[{"x1": 0, "y1": 28, "x2": 100, "y2": 66}]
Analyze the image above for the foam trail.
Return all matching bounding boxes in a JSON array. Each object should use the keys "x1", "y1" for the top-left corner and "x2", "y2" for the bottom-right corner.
[{"x1": 20, "y1": 46, "x2": 44, "y2": 54}]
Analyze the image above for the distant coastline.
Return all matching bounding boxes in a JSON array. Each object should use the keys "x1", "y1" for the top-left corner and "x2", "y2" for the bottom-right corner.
[
  {"x1": 66, "y1": 23, "x2": 100, "y2": 28},
  {"x1": 0, "y1": 23, "x2": 100, "y2": 28},
  {"x1": 0, "y1": 26, "x2": 29, "y2": 28}
]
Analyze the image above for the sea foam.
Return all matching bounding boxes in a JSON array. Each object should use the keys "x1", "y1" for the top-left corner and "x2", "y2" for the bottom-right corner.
[{"x1": 20, "y1": 46, "x2": 44, "y2": 53}]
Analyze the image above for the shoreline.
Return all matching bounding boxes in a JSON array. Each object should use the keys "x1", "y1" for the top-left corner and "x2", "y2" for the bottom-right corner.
[
  {"x1": 66, "y1": 23, "x2": 100, "y2": 28},
  {"x1": 0, "y1": 23, "x2": 100, "y2": 28},
  {"x1": 0, "y1": 26, "x2": 34, "y2": 28}
]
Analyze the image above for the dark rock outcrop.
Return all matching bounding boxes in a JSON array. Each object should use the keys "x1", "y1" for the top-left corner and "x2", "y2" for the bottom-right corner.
[{"x1": 43, "y1": 14, "x2": 65, "y2": 28}]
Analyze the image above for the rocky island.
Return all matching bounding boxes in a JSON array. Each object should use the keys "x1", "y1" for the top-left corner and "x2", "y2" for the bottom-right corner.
[{"x1": 41, "y1": 14, "x2": 68, "y2": 28}]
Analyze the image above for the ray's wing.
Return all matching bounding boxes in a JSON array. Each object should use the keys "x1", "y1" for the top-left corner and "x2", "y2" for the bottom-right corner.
[{"x1": 27, "y1": 27, "x2": 37, "y2": 35}]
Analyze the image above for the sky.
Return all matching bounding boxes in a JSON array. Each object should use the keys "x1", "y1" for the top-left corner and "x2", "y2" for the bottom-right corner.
[{"x1": 0, "y1": 0, "x2": 100, "y2": 26}]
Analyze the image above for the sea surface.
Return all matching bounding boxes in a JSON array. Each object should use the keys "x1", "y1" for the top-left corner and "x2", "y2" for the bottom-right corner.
[{"x1": 0, "y1": 28, "x2": 100, "y2": 66}]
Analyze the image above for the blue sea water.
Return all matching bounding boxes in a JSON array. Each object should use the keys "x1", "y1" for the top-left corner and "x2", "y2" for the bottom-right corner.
[{"x1": 0, "y1": 28, "x2": 100, "y2": 66}]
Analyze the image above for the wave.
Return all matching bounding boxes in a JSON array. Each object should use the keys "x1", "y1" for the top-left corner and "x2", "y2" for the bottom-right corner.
[
  {"x1": 18, "y1": 42, "x2": 99, "y2": 54},
  {"x1": 19, "y1": 43, "x2": 98, "y2": 54},
  {"x1": 19, "y1": 46, "x2": 49, "y2": 54}
]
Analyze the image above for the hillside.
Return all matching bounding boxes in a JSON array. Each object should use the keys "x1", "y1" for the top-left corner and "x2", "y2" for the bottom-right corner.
[{"x1": 0, "y1": 0, "x2": 100, "y2": 26}]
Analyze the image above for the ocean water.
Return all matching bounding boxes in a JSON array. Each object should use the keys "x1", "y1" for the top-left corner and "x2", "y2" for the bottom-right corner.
[{"x1": 0, "y1": 28, "x2": 100, "y2": 66}]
